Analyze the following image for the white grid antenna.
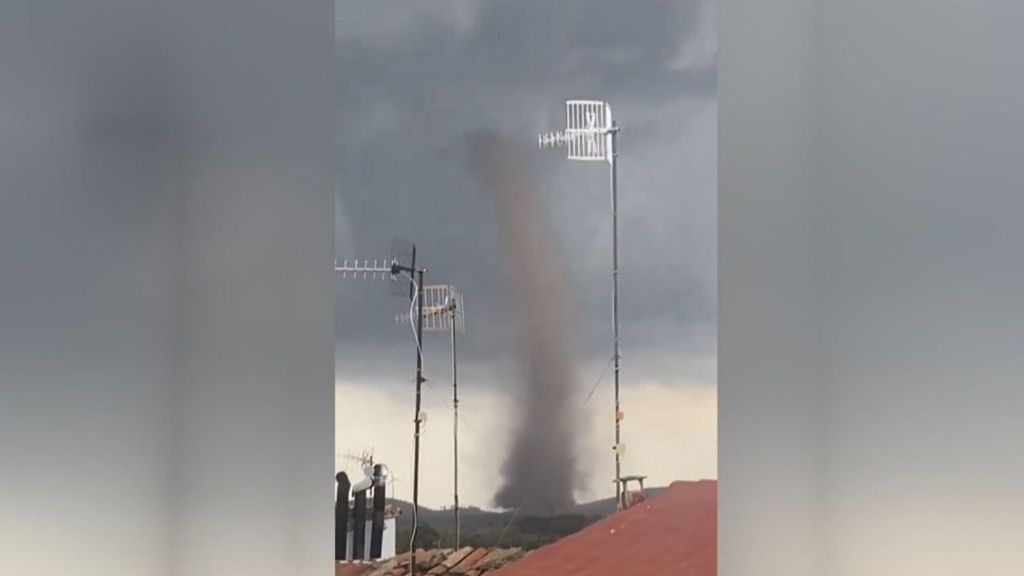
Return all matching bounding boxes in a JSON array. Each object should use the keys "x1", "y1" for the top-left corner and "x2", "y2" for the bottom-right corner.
[
  {"x1": 396, "y1": 282, "x2": 466, "y2": 548},
  {"x1": 395, "y1": 285, "x2": 465, "y2": 333},
  {"x1": 538, "y1": 100, "x2": 615, "y2": 163}
]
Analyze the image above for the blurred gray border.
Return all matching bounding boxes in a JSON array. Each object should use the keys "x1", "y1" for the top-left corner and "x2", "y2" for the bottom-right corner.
[
  {"x1": 0, "y1": 1, "x2": 334, "y2": 574},
  {"x1": 721, "y1": 1, "x2": 1024, "y2": 573}
]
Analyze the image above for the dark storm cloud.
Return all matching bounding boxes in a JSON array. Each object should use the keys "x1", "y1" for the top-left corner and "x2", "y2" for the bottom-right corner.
[{"x1": 335, "y1": 0, "x2": 717, "y2": 387}]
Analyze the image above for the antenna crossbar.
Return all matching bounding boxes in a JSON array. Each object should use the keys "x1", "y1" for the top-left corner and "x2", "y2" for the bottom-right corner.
[{"x1": 334, "y1": 259, "x2": 396, "y2": 280}]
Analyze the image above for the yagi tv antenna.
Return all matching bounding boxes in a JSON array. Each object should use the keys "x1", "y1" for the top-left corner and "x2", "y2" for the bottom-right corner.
[
  {"x1": 540, "y1": 99, "x2": 630, "y2": 511},
  {"x1": 538, "y1": 100, "x2": 615, "y2": 163},
  {"x1": 338, "y1": 449, "x2": 375, "y2": 469},
  {"x1": 335, "y1": 238, "x2": 428, "y2": 575}
]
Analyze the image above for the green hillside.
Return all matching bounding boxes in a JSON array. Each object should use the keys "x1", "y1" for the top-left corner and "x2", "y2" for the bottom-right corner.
[{"x1": 389, "y1": 488, "x2": 665, "y2": 552}]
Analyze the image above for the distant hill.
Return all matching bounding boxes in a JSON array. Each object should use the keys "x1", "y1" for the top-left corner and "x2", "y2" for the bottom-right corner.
[{"x1": 387, "y1": 487, "x2": 666, "y2": 552}]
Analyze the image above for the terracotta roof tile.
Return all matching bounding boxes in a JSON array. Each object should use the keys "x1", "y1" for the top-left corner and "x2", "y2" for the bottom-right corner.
[
  {"x1": 451, "y1": 548, "x2": 490, "y2": 573},
  {"x1": 413, "y1": 548, "x2": 448, "y2": 570},
  {"x1": 341, "y1": 546, "x2": 525, "y2": 576},
  {"x1": 489, "y1": 480, "x2": 716, "y2": 576},
  {"x1": 476, "y1": 548, "x2": 524, "y2": 570},
  {"x1": 440, "y1": 547, "x2": 475, "y2": 570},
  {"x1": 336, "y1": 560, "x2": 379, "y2": 576},
  {"x1": 366, "y1": 556, "x2": 406, "y2": 576}
]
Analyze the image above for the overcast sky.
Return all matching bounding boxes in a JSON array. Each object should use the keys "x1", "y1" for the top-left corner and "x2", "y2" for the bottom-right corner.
[{"x1": 335, "y1": 0, "x2": 717, "y2": 509}]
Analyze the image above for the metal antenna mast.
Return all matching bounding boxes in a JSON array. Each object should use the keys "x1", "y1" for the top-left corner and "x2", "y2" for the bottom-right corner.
[
  {"x1": 397, "y1": 284, "x2": 466, "y2": 547},
  {"x1": 539, "y1": 100, "x2": 626, "y2": 510},
  {"x1": 335, "y1": 239, "x2": 427, "y2": 576}
]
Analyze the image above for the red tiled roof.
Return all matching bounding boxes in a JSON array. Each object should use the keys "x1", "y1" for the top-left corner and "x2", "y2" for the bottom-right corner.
[
  {"x1": 335, "y1": 560, "x2": 377, "y2": 576},
  {"x1": 489, "y1": 480, "x2": 717, "y2": 576},
  {"x1": 336, "y1": 547, "x2": 526, "y2": 576}
]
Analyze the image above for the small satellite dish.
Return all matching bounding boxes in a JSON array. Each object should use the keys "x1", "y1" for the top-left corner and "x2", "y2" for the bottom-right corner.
[
  {"x1": 351, "y1": 462, "x2": 375, "y2": 493},
  {"x1": 351, "y1": 475, "x2": 373, "y2": 493}
]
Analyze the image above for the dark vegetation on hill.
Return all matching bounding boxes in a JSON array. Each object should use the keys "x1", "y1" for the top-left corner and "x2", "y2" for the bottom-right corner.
[{"x1": 391, "y1": 487, "x2": 666, "y2": 552}]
